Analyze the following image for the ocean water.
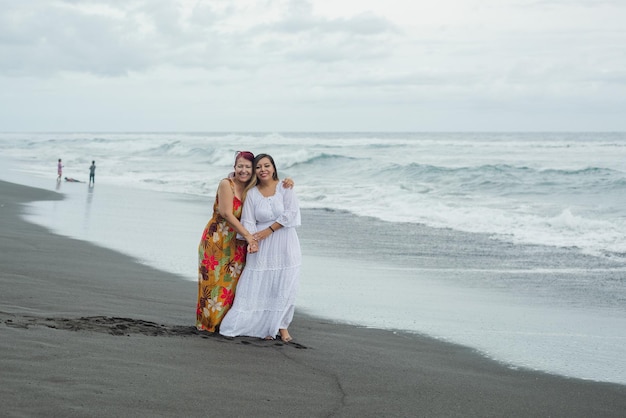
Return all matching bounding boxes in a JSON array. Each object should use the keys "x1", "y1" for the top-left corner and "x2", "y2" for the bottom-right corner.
[{"x1": 1, "y1": 132, "x2": 625, "y2": 384}]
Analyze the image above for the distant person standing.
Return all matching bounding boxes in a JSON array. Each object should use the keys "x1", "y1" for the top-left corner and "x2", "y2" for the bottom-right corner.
[
  {"x1": 89, "y1": 161, "x2": 96, "y2": 186},
  {"x1": 57, "y1": 159, "x2": 63, "y2": 180}
]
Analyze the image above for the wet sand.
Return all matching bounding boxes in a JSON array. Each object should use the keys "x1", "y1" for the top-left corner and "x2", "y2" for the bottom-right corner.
[{"x1": 1, "y1": 179, "x2": 625, "y2": 417}]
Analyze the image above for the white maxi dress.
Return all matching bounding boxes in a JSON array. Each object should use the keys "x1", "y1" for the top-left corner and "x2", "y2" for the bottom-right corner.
[{"x1": 219, "y1": 183, "x2": 302, "y2": 338}]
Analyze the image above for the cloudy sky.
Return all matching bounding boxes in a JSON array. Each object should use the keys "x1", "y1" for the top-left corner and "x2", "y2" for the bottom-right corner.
[{"x1": 1, "y1": 0, "x2": 625, "y2": 131}]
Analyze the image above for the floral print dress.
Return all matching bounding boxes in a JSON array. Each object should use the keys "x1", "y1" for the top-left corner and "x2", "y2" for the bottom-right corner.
[{"x1": 196, "y1": 178, "x2": 247, "y2": 332}]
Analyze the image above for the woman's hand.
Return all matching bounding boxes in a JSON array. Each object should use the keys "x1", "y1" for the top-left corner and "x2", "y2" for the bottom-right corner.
[
  {"x1": 253, "y1": 228, "x2": 273, "y2": 242},
  {"x1": 247, "y1": 240, "x2": 258, "y2": 253},
  {"x1": 245, "y1": 234, "x2": 258, "y2": 253},
  {"x1": 282, "y1": 177, "x2": 294, "y2": 189}
]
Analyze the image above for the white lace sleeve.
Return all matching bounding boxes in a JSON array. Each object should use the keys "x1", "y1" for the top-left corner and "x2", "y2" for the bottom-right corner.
[{"x1": 276, "y1": 184, "x2": 301, "y2": 227}]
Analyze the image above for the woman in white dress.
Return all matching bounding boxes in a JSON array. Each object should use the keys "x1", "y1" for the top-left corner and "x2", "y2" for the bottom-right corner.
[{"x1": 219, "y1": 154, "x2": 302, "y2": 342}]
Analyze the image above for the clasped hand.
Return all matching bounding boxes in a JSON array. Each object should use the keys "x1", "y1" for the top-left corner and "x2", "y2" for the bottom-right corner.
[
  {"x1": 247, "y1": 225, "x2": 275, "y2": 253},
  {"x1": 247, "y1": 240, "x2": 258, "y2": 254},
  {"x1": 253, "y1": 228, "x2": 273, "y2": 242}
]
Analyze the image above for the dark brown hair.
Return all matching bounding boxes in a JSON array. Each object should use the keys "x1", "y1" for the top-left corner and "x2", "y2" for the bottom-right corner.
[{"x1": 254, "y1": 153, "x2": 279, "y2": 180}]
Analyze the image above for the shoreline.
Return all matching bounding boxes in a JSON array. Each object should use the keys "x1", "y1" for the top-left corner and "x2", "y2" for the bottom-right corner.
[
  {"x1": 6, "y1": 166, "x2": 626, "y2": 384},
  {"x1": 1, "y1": 179, "x2": 626, "y2": 417}
]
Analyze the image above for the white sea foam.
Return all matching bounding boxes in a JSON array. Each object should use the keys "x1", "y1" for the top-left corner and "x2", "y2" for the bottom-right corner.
[{"x1": 2, "y1": 132, "x2": 625, "y2": 258}]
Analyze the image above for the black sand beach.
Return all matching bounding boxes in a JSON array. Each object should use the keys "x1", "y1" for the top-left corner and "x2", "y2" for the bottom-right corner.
[{"x1": 1, "y1": 179, "x2": 625, "y2": 417}]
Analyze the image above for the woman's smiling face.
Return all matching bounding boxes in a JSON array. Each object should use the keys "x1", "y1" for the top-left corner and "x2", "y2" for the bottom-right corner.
[
  {"x1": 255, "y1": 157, "x2": 275, "y2": 182},
  {"x1": 234, "y1": 157, "x2": 253, "y2": 183}
]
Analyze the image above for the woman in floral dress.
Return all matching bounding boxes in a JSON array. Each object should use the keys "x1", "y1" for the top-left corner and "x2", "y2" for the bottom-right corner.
[{"x1": 196, "y1": 151, "x2": 258, "y2": 332}]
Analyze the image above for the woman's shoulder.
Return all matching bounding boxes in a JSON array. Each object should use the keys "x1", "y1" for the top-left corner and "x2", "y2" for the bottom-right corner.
[
  {"x1": 248, "y1": 185, "x2": 262, "y2": 197},
  {"x1": 217, "y1": 177, "x2": 235, "y2": 193},
  {"x1": 219, "y1": 177, "x2": 234, "y2": 186}
]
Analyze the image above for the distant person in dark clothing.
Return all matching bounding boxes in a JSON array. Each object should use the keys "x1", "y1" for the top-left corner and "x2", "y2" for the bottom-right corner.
[{"x1": 89, "y1": 161, "x2": 96, "y2": 186}]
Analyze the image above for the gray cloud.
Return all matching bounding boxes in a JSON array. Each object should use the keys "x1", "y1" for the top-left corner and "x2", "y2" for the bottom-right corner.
[
  {"x1": 523, "y1": 0, "x2": 623, "y2": 7},
  {"x1": 0, "y1": 1, "x2": 241, "y2": 76},
  {"x1": 0, "y1": 1, "x2": 164, "y2": 76},
  {"x1": 269, "y1": 12, "x2": 399, "y2": 36},
  {"x1": 0, "y1": 0, "x2": 624, "y2": 131},
  {"x1": 0, "y1": 0, "x2": 400, "y2": 77}
]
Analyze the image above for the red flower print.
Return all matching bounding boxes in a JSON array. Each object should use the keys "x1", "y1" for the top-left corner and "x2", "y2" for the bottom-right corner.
[
  {"x1": 234, "y1": 245, "x2": 246, "y2": 262},
  {"x1": 220, "y1": 288, "x2": 234, "y2": 306},
  {"x1": 202, "y1": 254, "x2": 219, "y2": 271},
  {"x1": 233, "y1": 198, "x2": 241, "y2": 211}
]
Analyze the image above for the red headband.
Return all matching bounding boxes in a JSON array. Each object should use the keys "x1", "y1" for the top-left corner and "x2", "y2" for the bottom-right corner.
[{"x1": 235, "y1": 151, "x2": 254, "y2": 163}]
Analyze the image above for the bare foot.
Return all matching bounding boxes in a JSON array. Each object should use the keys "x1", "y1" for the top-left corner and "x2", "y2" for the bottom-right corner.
[{"x1": 279, "y1": 329, "x2": 292, "y2": 342}]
